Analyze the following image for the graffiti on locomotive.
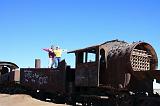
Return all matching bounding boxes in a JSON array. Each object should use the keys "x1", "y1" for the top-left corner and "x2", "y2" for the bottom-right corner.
[{"x1": 24, "y1": 70, "x2": 48, "y2": 85}]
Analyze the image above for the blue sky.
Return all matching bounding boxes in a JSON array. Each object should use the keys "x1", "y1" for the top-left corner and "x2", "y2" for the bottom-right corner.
[{"x1": 0, "y1": 0, "x2": 160, "y2": 69}]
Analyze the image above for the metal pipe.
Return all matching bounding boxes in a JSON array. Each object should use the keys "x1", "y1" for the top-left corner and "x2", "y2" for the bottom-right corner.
[{"x1": 35, "y1": 59, "x2": 41, "y2": 68}]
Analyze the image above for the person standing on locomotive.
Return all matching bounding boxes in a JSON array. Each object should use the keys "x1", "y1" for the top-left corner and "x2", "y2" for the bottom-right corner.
[
  {"x1": 54, "y1": 46, "x2": 67, "y2": 67},
  {"x1": 43, "y1": 45, "x2": 56, "y2": 68}
]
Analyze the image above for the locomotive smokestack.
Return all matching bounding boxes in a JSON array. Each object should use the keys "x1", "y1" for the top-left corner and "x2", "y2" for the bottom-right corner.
[{"x1": 35, "y1": 59, "x2": 41, "y2": 68}]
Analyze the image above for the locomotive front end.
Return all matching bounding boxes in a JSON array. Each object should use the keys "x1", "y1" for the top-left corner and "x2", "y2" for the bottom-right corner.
[
  {"x1": 104, "y1": 40, "x2": 158, "y2": 91},
  {"x1": 130, "y1": 42, "x2": 158, "y2": 72}
]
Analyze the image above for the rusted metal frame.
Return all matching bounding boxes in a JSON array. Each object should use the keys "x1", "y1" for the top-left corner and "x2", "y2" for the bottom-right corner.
[
  {"x1": 75, "y1": 52, "x2": 83, "y2": 67},
  {"x1": 0, "y1": 61, "x2": 19, "y2": 70},
  {"x1": 85, "y1": 52, "x2": 88, "y2": 63},
  {"x1": 69, "y1": 40, "x2": 158, "y2": 90},
  {"x1": 96, "y1": 46, "x2": 100, "y2": 86},
  {"x1": 130, "y1": 42, "x2": 158, "y2": 71},
  {"x1": 131, "y1": 49, "x2": 151, "y2": 71}
]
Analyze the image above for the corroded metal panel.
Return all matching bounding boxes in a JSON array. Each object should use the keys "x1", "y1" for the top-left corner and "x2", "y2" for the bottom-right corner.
[
  {"x1": 151, "y1": 70, "x2": 160, "y2": 81},
  {"x1": 0, "y1": 61, "x2": 19, "y2": 84},
  {"x1": 73, "y1": 46, "x2": 99, "y2": 87},
  {"x1": 0, "y1": 73, "x2": 10, "y2": 84},
  {"x1": 20, "y1": 60, "x2": 67, "y2": 94},
  {"x1": 100, "y1": 40, "x2": 158, "y2": 89},
  {"x1": 35, "y1": 59, "x2": 41, "y2": 68},
  {"x1": 70, "y1": 40, "x2": 158, "y2": 90},
  {"x1": 13, "y1": 70, "x2": 20, "y2": 82},
  {"x1": 0, "y1": 61, "x2": 19, "y2": 69},
  {"x1": 0, "y1": 70, "x2": 20, "y2": 84},
  {"x1": 10, "y1": 70, "x2": 20, "y2": 82},
  {"x1": 75, "y1": 62, "x2": 98, "y2": 87},
  {"x1": 128, "y1": 71, "x2": 154, "y2": 93}
]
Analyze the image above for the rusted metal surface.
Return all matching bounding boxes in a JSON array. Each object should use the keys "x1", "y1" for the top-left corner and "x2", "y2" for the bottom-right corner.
[
  {"x1": 131, "y1": 49, "x2": 151, "y2": 71},
  {"x1": 72, "y1": 47, "x2": 99, "y2": 87},
  {"x1": 12, "y1": 70, "x2": 20, "y2": 82},
  {"x1": 151, "y1": 70, "x2": 160, "y2": 81},
  {"x1": 35, "y1": 59, "x2": 41, "y2": 68},
  {"x1": 103, "y1": 40, "x2": 158, "y2": 89},
  {"x1": 75, "y1": 62, "x2": 98, "y2": 86},
  {"x1": 0, "y1": 61, "x2": 19, "y2": 69},
  {"x1": 20, "y1": 60, "x2": 67, "y2": 94},
  {"x1": 69, "y1": 40, "x2": 158, "y2": 91},
  {"x1": 0, "y1": 73, "x2": 10, "y2": 84},
  {"x1": 0, "y1": 70, "x2": 20, "y2": 84},
  {"x1": 0, "y1": 62, "x2": 19, "y2": 84}
]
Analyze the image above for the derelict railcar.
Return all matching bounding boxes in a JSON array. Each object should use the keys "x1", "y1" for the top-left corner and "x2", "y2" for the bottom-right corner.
[
  {"x1": 68, "y1": 40, "x2": 158, "y2": 92},
  {"x1": 0, "y1": 61, "x2": 19, "y2": 85},
  {"x1": 1, "y1": 40, "x2": 160, "y2": 105},
  {"x1": 19, "y1": 40, "x2": 160, "y2": 104},
  {"x1": 20, "y1": 60, "x2": 75, "y2": 102},
  {"x1": 0, "y1": 61, "x2": 20, "y2": 94},
  {"x1": 67, "y1": 40, "x2": 160, "y2": 105}
]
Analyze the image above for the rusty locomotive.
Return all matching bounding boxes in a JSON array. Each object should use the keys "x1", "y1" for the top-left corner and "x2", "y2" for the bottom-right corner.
[{"x1": 0, "y1": 40, "x2": 160, "y2": 106}]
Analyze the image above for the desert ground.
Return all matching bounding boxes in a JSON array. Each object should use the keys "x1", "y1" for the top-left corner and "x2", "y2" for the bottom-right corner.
[{"x1": 0, "y1": 94, "x2": 67, "y2": 106}]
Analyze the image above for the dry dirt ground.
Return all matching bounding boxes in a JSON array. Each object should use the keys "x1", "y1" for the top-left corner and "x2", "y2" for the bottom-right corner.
[{"x1": 0, "y1": 94, "x2": 68, "y2": 106}]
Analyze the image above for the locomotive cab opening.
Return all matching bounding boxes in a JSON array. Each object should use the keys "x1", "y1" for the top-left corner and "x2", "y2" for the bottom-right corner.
[
  {"x1": 76, "y1": 49, "x2": 97, "y2": 64},
  {"x1": 99, "y1": 48, "x2": 107, "y2": 85},
  {"x1": 68, "y1": 45, "x2": 100, "y2": 87},
  {"x1": 0, "y1": 62, "x2": 19, "y2": 84},
  {"x1": 68, "y1": 44, "x2": 109, "y2": 87},
  {"x1": 0, "y1": 66, "x2": 9, "y2": 75}
]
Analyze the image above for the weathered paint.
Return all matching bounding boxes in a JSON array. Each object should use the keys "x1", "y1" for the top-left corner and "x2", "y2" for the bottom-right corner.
[{"x1": 20, "y1": 60, "x2": 67, "y2": 94}]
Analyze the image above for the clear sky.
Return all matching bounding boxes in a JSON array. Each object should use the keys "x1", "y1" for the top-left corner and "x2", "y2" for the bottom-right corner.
[{"x1": 0, "y1": 0, "x2": 160, "y2": 69}]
